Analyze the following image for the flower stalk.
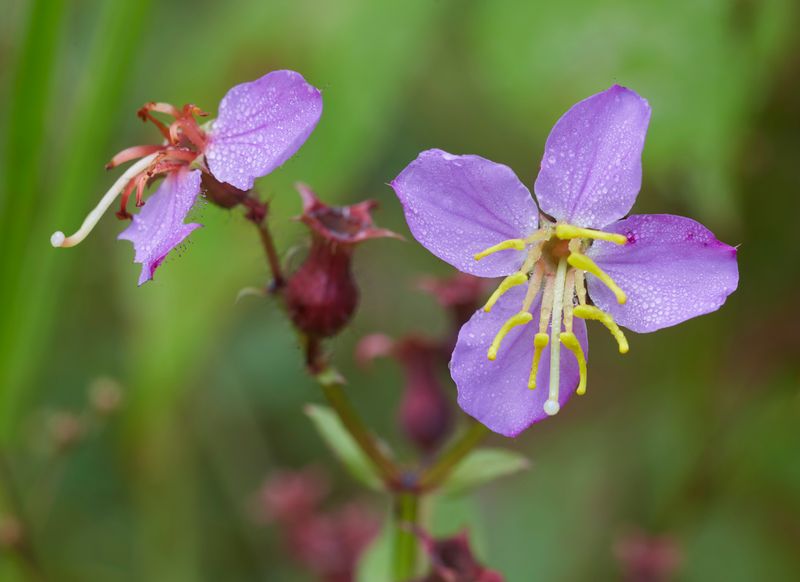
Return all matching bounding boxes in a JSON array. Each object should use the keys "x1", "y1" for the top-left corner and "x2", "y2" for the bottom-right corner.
[
  {"x1": 392, "y1": 492, "x2": 419, "y2": 581},
  {"x1": 419, "y1": 421, "x2": 489, "y2": 490},
  {"x1": 312, "y1": 364, "x2": 401, "y2": 486}
]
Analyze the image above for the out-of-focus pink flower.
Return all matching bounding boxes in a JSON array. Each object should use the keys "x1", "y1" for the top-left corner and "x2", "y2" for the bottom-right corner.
[
  {"x1": 614, "y1": 529, "x2": 682, "y2": 582},
  {"x1": 414, "y1": 529, "x2": 504, "y2": 582},
  {"x1": 258, "y1": 468, "x2": 380, "y2": 582},
  {"x1": 418, "y1": 272, "x2": 489, "y2": 332}
]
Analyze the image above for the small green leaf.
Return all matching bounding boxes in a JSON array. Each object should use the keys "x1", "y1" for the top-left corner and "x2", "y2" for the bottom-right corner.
[
  {"x1": 356, "y1": 514, "x2": 393, "y2": 582},
  {"x1": 440, "y1": 448, "x2": 530, "y2": 496},
  {"x1": 305, "y1": 404, "x2": 382, "y2": 490}
]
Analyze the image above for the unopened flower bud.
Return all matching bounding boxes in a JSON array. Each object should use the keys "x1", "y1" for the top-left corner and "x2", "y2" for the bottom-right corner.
[
  {"x1": 356, "y1": 334, "x2": 452, "y2": 453},
  {"x1": 396, "y1": 338, "x2": 452, "y2": 453},
  {"x1": 201, "y1": 172, "x2": 248, "y2": 209},
  {"x1": 285, "y1": 184, "x2": 400, "y2": 338},
  {"x1": 614, "y1": 529, "x2": 682, "y2": 582},
  {"x1": 258, "y1": 468, "x2": 329, "y2": 525}
]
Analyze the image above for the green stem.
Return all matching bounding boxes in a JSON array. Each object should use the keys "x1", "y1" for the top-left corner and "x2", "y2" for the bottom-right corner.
[
  {"x1": 254, "y1": 220, "x2": 285, "y2": 290},
  {"x1": 315, "y1": 367, "x2": 401, "y2": 486},
  {"x1": 419, "y1": 421, "x2": 489, "y2": 490},
  {"x1": 392, "y1": 492, "x2": 419, "y2": 581}
]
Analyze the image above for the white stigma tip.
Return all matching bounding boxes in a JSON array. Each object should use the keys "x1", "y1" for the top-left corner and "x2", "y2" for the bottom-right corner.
[
  {"x1": 544, "y1": 400, "x2": 560, "y2": 416},
  {"x1": 50, "y1": 231, "x2": 66, "y2": 247}
]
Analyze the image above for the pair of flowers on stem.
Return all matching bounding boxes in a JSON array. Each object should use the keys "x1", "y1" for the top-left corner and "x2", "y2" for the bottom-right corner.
[{"x1": 51, "y1": 70, "x2": 738, "y2": 437}]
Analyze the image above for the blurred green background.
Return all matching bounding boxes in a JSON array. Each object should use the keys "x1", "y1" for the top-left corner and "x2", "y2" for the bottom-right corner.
[{"x1": 1, "y1": 0, "x2": 799, "y2": 580}]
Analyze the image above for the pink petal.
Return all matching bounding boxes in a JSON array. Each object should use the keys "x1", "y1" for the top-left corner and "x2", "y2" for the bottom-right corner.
[
  {"x1": 206, "y1": 70, "x2": 322, "y2": 190},
  {"x1": 586, "y1": 214, "x2": 739, "y2": 332},
  {"x1": 534, "y1": 85, "x2": 651, "y2": 228},
  {"x1": 118, "y1": 169, "x2": 202, "y2": 285},
  {"x1": 451, "y1": 285, "x2": 588, "y2": 437},
  {"x1": 391, "y1": 149, "x2": 539, "y2": 278}
]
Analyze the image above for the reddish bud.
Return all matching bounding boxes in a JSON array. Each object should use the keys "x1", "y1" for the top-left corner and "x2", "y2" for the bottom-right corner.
[
  {"x1": 356, "y1": 333, "x2": 453, "y2": 453},
  {"x1": 285, "y1": 184, "x2": 400, "y2": 338},
  {"x1": 200, "y1": 172, "x2": 248, "y2": 209},
  {"x1": 395, "y1": 338, "x2": 452, "y2": 453},
  {"x1": 614, "y1": 529, "x2": 682, "y2": 582},
  {"x1": 415, "y1": 529, "x2": 505, "y2": 582},
  {"x1": 258, "y1": 468, "x2": 380, "y2": 582},
  {"x1": 257, "y1": 468, "x2": 329, "y2": 525}
]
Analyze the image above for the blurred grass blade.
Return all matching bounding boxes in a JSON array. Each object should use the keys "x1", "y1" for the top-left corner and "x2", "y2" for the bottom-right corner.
[
  {"x1": 0, "y1": 0, "x2": 152, "y2": 441},
  {"x1": 0, "y1": 0, "x2": 65, "y2": 441}
]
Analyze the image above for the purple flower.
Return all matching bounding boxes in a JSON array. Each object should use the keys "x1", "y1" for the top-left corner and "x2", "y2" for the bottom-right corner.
[
  {"x1": 391, "y1": 85, "x2": 739, "y2": 437},
  {"x1": 51, "y1": 70, "x2": 322, "y2": 285}
]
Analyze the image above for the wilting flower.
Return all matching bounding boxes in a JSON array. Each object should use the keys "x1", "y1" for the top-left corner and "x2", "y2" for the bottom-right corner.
[
  {"x1": 392, "y1": 85, "x2": 739, "y2": 436},
  {"x1": 285, "y1": 184, "x2": 400, "y2": 338},
  {"x1": 413, "y1": 529, "x2": 504, "y2": 582},
  {"x1": 51, "y1": 70, "x2": 322, "y2": 285}
]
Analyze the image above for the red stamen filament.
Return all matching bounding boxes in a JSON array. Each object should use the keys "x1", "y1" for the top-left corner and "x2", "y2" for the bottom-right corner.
[{"x1": 106, "y1": 144, "x2": 165, "y2": 170}]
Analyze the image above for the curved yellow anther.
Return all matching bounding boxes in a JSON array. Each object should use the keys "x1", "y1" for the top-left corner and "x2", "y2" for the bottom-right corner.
[
  {"x1": 474, "y1": 238, "x2": 526, "y2": 261},
  {"x1": 567, "y1": 252, "x2": 627, "y2": 305},
  {"x1": 487, "y1": 312, "x2": 533, "y2": 361},
  {"x1": 573, "y1": 305, "x2": 629, "y2": 354},
  {"x1": 555, "y1": 224, "x2": 628, "y2": 245},
  {"x1": 528, "y1": 333, "x2": 549, "y2": 389},
  {"x1": 559, "y1": 332, "x2": 587, "y2": 395},
  {"x1": 483, "y1": 272, "x2": 528, "y2": 312}
]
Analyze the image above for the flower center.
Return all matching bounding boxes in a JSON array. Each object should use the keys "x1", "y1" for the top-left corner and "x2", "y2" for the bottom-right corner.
[{"x1": 474, "y1": 219, "x2": 631, "y2": 416}]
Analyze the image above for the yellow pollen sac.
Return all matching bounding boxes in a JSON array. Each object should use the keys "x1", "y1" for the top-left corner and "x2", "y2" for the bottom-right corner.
[
  {"x1": 527, "y1": 333, "x2": 549, "y2": 389},
  {"x1": 487, "y1": 312, "x2": 533, "y2": 361},
  {"x1": 567, "y1": 252, "x2": 627, "y2": 305},
  {"x1": 483, "y1": 272, "x2": 528, "y2": 312},
  {"x1": 474, "y1": 238, "x2": 527, "y2": 261},
  {"x1": 559, "y1": 332, "x2": 587, "y2": 395},
  {"x1": 555, "y1": 224, "x2": 628, "y2": 245},
  {"x1": 573, "y1": 305, "x2": 629, "y2": 354}
]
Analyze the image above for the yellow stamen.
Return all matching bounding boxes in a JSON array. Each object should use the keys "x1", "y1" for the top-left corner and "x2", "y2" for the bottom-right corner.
[
  {"x1": 483, "y1": 272, "x2": 528, "y2": 312},
  {"x1": 528, "y1": 333, "x2": 549, "y2": 389},
  {"x1": 555, "y1": 224, "x2": 628, "y2": 245},
  {"x1": 521, "y1": 262, "x2": 544, "y2": 312},
  {"x1": 563, "y1": 269, "x2": 575, "y2": 334},
  {"x1": 574, "y1": 270, "x2": 587, "y2": 305},
  {"x1": 537, "y1": 273, "x2": 555, "y2": 334},
  {"x1": 474, "y1": 238, "x2": 526, "y2": 261},
  {"x1": 573, "y1": 305, "x2": 629, "y2": 354},
  {"x1": 487, "y1": 312, "x2": 533, "y2": 361},
  {"x1": 559, "y1": 332, "x2": 587, "y2": 395},
  {"x1": 567, "y1": 252, "x2": 627, "y2": 305}
]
